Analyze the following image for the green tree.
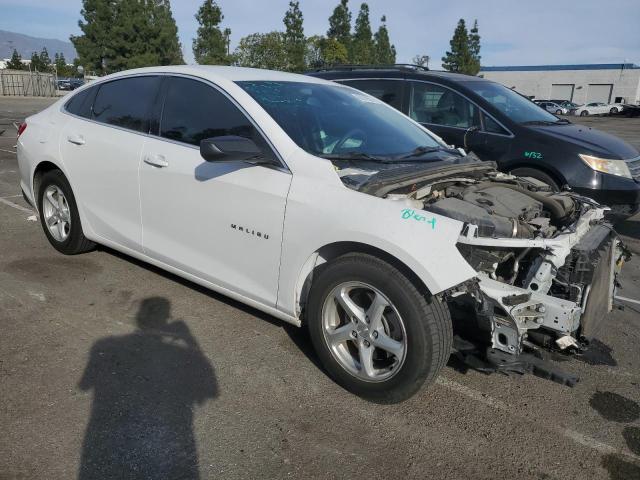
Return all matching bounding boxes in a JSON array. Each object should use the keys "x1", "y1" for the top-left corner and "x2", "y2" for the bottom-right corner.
[
  {"x1": 71, "y1": 0, "x2": 117, "y2": 74},
  {"x1": 30, "y1": 50, "x2": 46, "y2": 72},
  {"x1": 72, "y1": 0, "x2": 183, "y2": 74},
  {"x1": 283, "y1": 0, "x2": 305, "y2": 72},
  {"x1": 151, "y1": 0, "x2": 183, "y2": 65},
  {"x1": 441, "y1": 19, "x2": 474, "y2": 74},
  {"x1": 72, "y1": 58, "x2": 85, "y2": 78},
  {"x1": 192, "y1": 0, "x2": 231, "y2": 65},
  {"x1": 234, "y1": 32, "x2": 288, "y2": 70},
  {"x1": 373, "y1": 15, "x2": 395, "y2": 64},
  {"x1": 468, "y1": 19, "x2": 481, "y2": 75},
  {"x1": 39, "y1": 47, "x2": 52, "y2": 72},
  {"x1": 351, "y1": 3, "x2": 374, "y2": 64},
  {"x1": 54, "y1": 52, "x2": 74, "y2": 77},
  {"x1": 305, "y1": 35, "x2": 348, "y2": 69},
  {"x1": 6, "y1": 49, "x2": 24, "y2": 70},
  {"x1": 327, "y1": 0, "x2": 351, "y2": 61}
]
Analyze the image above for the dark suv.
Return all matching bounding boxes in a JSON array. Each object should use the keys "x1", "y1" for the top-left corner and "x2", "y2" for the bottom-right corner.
[{"x1": 308, "y1": 65, "x2": 640, "y2": 217}]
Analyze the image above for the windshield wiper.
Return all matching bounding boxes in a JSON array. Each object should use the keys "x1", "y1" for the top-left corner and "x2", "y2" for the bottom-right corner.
[
  {"x1": 521, "y1": 119, "x2": 571, "y2": 126},
  {"x1": 394, "y1": 145, "x2": 461, "y2": 160},
  {"x1": 319, "y1": 152, "x2": 389, "y2": 162}
]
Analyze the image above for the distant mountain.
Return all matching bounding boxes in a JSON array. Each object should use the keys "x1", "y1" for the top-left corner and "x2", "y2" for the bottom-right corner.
[{"x1": 0, "y1": 30, "x2": 77, "y2": 61}]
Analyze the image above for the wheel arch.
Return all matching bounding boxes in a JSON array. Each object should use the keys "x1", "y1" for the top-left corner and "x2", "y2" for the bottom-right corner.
[
  {"x1": 32, "y1": 160, "x2": 65, "y2": 211},
  {"x1": 293, "y1": 241, "x2": 432, "y2": 324},
  {"x1": 507, "y1": 163, "x2": 565, "y2": 189}
]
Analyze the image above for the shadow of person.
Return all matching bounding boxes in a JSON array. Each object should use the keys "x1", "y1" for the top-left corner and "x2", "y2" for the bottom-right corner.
[{"x1": 78, "y1": 297, "x2": 217, "y2": 479}]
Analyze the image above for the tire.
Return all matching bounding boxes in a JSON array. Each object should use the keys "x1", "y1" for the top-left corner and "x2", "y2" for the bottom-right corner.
[
  {"x1": 556, "y1": 109, "x2": 562, "y2": 115},
  {"x1": 511, "y1": 167, "x2": 561, "y2": 191},
  {"x1": 610, "y1": 107, "x2": 618, "y2": 115},
  {"x1": 37, "y1": 169, "x2": 95, "y2": 255},
  {"x1": 306, "y1": 253, "x2": 452, "y2": 403},
  {"x1": 580, "y1": 110, "x2": 588, "y2": 117}
]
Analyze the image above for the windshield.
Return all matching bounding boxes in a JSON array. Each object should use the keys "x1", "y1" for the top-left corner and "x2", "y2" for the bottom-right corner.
[
  {"x1": 463, "y1": 81, "x2": 562, "y2": 124},
  {"x1": 237, "y1": 81, "x2": 443, "y2": 159}
]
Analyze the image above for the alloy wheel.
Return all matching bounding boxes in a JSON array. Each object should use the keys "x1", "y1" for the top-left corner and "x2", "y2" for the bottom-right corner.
[
  {"x1": 42, "y1": 185, "x2": 71, "y2": 242},
  {"x1": 321, "y1": 281, "x2": 407, "y2": 382}
]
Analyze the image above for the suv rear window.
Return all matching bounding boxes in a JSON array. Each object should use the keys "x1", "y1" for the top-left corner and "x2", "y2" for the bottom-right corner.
[
  {"x1": 92, "y1": 76, "x2": 160, "y2": 133},
  {"x1": 339, "y1": 80, "x2": 403, "y2": 110}
]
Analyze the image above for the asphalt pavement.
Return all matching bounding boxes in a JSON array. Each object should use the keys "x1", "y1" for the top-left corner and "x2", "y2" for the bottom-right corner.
[{"x1": 1, "y1": 97, "x2": 639, "y2": 479}]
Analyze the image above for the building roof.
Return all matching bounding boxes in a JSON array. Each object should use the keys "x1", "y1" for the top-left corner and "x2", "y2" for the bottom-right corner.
[{"x1": 480, "y1": 63, "x2": 640, "y2": 72}]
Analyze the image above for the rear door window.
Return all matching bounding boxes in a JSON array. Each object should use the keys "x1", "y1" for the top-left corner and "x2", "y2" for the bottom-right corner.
[
  {"x1": 409, "y1": 82, "x2": 479, "y2": 128},
  {"x1": 339, "y1": 79, "x2": 404, "y2": 110},
  {"x1": 92, "y1": 76, "x2": 161, "y2": 133}
]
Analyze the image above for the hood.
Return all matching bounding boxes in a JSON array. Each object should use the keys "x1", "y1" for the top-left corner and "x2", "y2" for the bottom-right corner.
[{"x1": 528, "y1": 123, "x2": 639, "y2": 159}]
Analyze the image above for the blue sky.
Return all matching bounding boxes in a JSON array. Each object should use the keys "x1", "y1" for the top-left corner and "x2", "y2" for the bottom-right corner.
[{"x1": 1, "y1": 0, "x2": 639, "y2": 68}]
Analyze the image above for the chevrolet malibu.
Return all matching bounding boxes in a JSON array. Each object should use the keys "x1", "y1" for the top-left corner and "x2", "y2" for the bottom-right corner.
[{"x1": 17, "y1": 66, "x2": 628, "y2": 403}]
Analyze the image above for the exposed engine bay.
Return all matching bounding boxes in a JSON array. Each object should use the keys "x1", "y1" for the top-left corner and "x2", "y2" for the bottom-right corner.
[{"x1": 336, "y1": 160, "x2": 630, "y2": 385}]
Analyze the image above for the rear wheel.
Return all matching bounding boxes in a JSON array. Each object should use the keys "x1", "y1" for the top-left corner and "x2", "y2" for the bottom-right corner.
[
  {"x1": 306, "y1": 253, "x2": 452, "y2": 403},
  {"x1": 556, "y1": 109, "x2": 562, "y2": 115},
  {"x1": 511, "y1": 167, "x2": 561, "y2": 192},
  {"x1": 37, "y1": 170, "x2": 95, "y2": 254},
  {"x1": 610, "y1": 107, "x2": 618, "y2": 114}
]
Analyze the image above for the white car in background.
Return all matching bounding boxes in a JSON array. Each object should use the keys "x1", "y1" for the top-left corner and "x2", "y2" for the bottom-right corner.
[
  {"x1": 573, "y1": 102, "x2": 611, "y2": 116},
  {"x1": 16, "y1": 66, "x2": 628, "y2": 402},
  {"x1": 608, "y1": 103, "x2": 626, "y2": 114},
  {"x1": 534, "y1": 101, "x2": 568, "y2": 115}
]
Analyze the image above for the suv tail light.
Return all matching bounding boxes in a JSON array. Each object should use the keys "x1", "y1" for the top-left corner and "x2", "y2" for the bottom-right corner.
[{"x1": 17, "y1": 122, "x2": 27, "y2": 138}]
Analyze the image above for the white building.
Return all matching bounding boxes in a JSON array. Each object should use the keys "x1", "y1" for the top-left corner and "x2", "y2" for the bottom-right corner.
[{"x1": 480, "y1": 63, "x2": 640, "y2": 105}]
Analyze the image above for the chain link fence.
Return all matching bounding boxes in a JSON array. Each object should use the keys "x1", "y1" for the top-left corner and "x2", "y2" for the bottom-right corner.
[{"x1": 0, "y1": 70, "x2": 58, "y2": 97}]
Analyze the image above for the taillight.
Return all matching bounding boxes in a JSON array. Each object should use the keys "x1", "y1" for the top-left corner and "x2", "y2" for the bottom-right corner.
[{"x1": 17, "y1": 122, "x2": 27, "y2": 138}]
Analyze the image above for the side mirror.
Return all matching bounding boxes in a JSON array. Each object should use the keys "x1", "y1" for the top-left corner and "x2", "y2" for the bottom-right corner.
[{"x1": 200, "y1": 136, "x2": 262, "y2": 163}]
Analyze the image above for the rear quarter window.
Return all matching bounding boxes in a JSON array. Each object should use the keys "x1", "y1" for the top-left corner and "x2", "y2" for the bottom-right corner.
[{"x1": 64, "y1": 86, "x2": 97, "y2": 119}]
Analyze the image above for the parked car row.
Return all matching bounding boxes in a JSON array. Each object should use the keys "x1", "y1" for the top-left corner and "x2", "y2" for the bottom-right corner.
[
  {"x1": 56, "y1": 78, "x2": 85, "y2": 91},
  {"x1": 16, "y1": 65, "x2": 636, "y2": 402},
  {"x1": 534, "y1": 98, "x2": 636, "y2": 117}
]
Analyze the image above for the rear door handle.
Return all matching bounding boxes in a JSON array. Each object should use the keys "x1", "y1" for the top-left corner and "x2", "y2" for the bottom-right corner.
[
  {"x1": 144, "y1": 154, "x2": 169, "y2": 168},
  {"x1": 67, "y1": 134, "x2": 85, "y2": 145}
]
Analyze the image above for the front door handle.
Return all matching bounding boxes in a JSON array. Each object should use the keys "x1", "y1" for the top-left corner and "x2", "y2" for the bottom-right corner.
[
  {"x1": 67, "y1": 134, "x2": 85, "y2": 145},
  {"x1": 144, "y1": 154, "x2": 169, "y2": 168}
]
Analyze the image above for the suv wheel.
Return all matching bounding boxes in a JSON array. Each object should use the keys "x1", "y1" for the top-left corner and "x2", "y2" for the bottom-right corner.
[
  {"x1": 37, "y1": 170, "x2": 95, "y2": 255},
  {"x1": 306, "y1": 253, "x2": 452, "y2": 403}
]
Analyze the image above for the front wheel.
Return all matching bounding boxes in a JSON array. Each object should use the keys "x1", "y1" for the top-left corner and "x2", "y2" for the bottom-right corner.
[
  {"x1": 306, "y1": 253, "x2": 452, "y2": 403},
  {"x1": 37, "y1": 169, "x2": 95, "y2": 255},
  {"x1": 556, "y1": 109, "x2": 562, "y2": 115},
  {"x1": 610, "y1": 107, "x2": 618, "y2": 114},
  {"x1": 580, "y1": 110, "x2": 589, "y2": 116}
]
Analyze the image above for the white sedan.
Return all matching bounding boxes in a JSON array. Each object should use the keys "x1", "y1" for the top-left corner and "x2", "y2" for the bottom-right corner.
[
  {"x1": 17, "y1": 66, "x2": 627, "y2": 402},
  {"x1": 535, "y1": 101, "x2": 568, "y2": 115},
  {"x1": 573, "y1": 102, "x2": 612, "y2": 116}
]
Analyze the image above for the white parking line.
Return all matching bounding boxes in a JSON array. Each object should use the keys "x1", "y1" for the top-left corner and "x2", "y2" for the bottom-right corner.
[
  {"x1": 615, "y1": 295, "x2": 640, "y2": 306},
  {"x1": 437, "y1": 376, "x2": 640, "y2": 461},
  {"x1": 0, "y1": 196, "x2": 33, "y2": 213}
]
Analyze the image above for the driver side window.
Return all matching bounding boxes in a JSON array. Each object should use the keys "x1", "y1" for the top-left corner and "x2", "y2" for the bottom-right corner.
[
  {"x1": 409, "y1": 82, "x2": 479, "y2": 128},
  {"x1": 160, "y1": 77, "x2": 276, "y2": 162}
]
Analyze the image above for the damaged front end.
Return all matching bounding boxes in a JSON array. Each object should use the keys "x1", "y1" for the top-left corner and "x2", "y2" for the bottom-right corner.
[{"x1": 339, "y1": 160, "x2": 631, "y2": 385}]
